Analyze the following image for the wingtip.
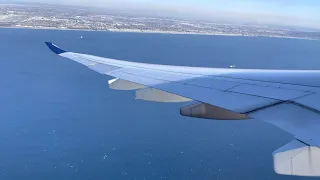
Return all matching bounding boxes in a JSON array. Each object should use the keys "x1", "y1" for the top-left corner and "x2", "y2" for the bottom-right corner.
[{"x1": 45, "y1": 42, "x2": 67, "y2": 54}]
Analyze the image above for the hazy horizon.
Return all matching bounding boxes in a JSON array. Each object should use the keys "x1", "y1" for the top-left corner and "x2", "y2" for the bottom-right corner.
[{"x1": 1, "y1": 0, "x2": 320, "y2": 30}]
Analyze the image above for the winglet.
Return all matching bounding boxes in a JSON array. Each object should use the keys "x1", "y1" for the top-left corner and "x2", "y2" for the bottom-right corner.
[{"x1": 45, "y1": 42, "x2": 67, "y2": 54}]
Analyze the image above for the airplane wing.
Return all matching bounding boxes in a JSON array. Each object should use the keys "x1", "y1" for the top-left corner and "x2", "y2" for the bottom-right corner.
[{"x1": 45, "y1": 42, "x2": 320, "y2": 176}]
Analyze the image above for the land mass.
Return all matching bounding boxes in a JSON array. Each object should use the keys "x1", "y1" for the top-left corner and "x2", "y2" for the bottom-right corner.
[{"x1": 1, "y1": 3, "x2": 320, "y2": 40}]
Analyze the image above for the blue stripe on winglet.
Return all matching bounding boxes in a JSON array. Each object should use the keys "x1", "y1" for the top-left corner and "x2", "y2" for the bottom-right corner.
[{"x1": 45, "y1": 42, "x2": 67, "y2": 54}]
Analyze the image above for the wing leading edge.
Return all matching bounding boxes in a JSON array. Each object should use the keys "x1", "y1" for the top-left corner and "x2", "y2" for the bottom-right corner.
[{"x1": 45, "y1": 42, "x2": 320, "y2": 176}]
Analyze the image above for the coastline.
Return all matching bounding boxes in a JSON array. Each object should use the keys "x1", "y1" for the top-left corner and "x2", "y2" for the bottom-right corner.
[{"x1": 1, "y1": 26, "x2": 318, "y2": 41}]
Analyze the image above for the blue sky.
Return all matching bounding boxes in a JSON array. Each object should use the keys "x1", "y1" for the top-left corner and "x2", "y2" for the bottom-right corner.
[{"x1": 4, "y1": 0, "x2": 320, "y2": 28}]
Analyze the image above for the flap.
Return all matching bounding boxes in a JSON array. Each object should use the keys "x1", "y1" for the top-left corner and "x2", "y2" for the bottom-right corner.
[{"x1": 250, "y1": 103, "x2": 320, "y2": 146}]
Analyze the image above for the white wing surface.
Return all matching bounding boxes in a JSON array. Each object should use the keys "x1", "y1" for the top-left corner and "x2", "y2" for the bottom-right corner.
[{"x1": 46, "y1": 42, "x2": 320, "y2": 176}]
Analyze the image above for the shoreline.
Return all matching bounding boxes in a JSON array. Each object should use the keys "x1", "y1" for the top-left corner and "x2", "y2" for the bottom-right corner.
[{"x1": 1, "y1": 26, "x2": 318, "y2": 41}]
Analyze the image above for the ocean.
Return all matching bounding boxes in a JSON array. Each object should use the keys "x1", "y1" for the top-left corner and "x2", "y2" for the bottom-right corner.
[{"x1": 0, "y1": 28, "x2": 320, "y2": 180}]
